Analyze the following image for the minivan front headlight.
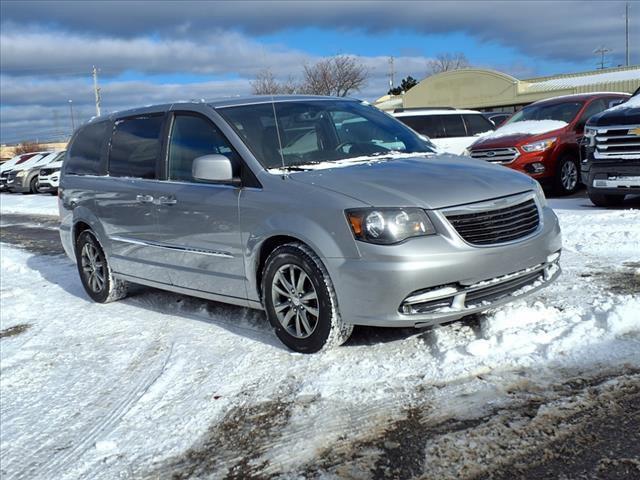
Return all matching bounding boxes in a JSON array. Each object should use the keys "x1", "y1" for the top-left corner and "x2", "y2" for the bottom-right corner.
[
  {"x1": 346, "y1": 208, "x2": 436, "y2": 244},
  {"x1": 534, "y1": 181, "x2": 547, "y2": 208}
]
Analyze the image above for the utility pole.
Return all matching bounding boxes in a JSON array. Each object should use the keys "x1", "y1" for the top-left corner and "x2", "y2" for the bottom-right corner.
[
  {"x1": 68, "y1": 100, "x2": 75, "y2": 133},
  {"x1": 92, "y1": 65, "x2": 102, "y2": 116},
  {"x1": 388, "y1": 56, "x2": 395, "y2": 91},
  {"x1": 626, "y1": 2, "x2": 630, "y2": 66},
  {"x1": 594, "y1": 46, "x2": 611, "y2": 70}
]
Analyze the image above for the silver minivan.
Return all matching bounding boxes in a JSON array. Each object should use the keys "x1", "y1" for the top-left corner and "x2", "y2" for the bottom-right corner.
[{"x1": 59, "y1": 96, "x2": 562, "y2": 353}]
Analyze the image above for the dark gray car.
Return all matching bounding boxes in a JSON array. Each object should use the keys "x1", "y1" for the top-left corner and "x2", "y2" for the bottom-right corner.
[{"x1": 59, "y1": 96, "x2": 562, "y2": 353}]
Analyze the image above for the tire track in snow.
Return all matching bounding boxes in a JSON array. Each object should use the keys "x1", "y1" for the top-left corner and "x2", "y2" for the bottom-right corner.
[{"x1": 12, "y1": 341, "x2": 174, "y2": 480}]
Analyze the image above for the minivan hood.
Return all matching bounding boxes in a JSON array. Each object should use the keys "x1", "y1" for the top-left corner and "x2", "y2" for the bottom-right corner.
[{"x1": 288, "y1": 154, "x2": 535, "y2": 209}]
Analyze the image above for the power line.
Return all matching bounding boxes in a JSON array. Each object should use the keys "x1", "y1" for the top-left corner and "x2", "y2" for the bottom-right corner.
[{"x1": 593, "y1": 46, "x2": 611, "y2": 70}]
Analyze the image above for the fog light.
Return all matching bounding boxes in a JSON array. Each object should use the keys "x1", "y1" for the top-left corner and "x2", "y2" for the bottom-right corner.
[{"x1": 525, "y1": 162, "x2": 545, "y2": 174}]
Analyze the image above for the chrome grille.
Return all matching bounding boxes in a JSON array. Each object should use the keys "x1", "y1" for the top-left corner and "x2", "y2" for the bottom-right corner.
[
  {"x1": 594, "y1": 124, "x2": 640, "y2": 159},
  {"x1": 470, "y1": 147, "x2": 519, "y2": 164},
  {"x1": 445, "y1": 198, "x2": 539, "y2": 246}
]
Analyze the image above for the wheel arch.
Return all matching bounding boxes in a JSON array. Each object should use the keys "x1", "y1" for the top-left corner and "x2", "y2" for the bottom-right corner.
[{"x1": 254, "y1": 234, "x2": 311, "y2": 302}]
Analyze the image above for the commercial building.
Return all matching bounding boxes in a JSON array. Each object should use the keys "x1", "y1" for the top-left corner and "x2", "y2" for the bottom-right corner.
[
  {"x1": 0, "y1": 142, "x2": 68, "y2": 162},
  {"x1": 375, "y1": 65, "x2": 640, "y2": 112}
]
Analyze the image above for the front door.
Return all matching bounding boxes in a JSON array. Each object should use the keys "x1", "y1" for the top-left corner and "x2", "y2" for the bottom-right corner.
[{"x1": 153, "y1": 112, "x2": 246, "y2": 300}]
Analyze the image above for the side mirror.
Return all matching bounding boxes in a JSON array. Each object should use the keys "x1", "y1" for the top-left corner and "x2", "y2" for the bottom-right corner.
[{"x1": 192, "y1": 154, "x2": 234, "y2": 183}]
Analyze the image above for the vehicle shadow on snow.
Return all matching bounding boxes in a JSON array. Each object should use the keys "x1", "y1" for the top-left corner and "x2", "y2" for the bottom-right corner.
[{"x1": 25, "y1": 253, "x2": 428, "y2": 351}]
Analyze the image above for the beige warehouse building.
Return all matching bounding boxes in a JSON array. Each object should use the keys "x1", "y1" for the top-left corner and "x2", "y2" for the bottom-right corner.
[{"x1": 375, "y1": 65, "x2": 640, "y2": 112}]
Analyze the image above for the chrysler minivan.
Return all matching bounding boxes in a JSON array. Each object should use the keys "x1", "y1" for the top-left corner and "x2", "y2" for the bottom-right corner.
[{"x1": 59, "y1": 96, "x2": 562, "y2": 353}]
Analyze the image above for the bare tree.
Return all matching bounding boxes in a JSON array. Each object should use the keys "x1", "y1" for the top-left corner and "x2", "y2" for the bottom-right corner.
[
  {"x1": 13, "y1": 141, "x2": 42, "y2": 155},
  {"x1": 251, "y1": 69, "x2": 299, "y2": 95},
  {"x1": 426, "y1": 52, "x2": 470, "y2": 76},
  {"x1": 251, "y1": 69, "x2": 281, "y2": 95},
  {"x1": 302, "y1": 55, "x2": 368, "y2": 97}
]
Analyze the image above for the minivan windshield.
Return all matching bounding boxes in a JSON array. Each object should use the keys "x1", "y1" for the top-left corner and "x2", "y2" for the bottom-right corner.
[
  {"x1": 506, "y1": 101, "x2": 583, "y2": 125},
  {"x1": 218, "y1": 100, "x2": 436, "y2": 170}
]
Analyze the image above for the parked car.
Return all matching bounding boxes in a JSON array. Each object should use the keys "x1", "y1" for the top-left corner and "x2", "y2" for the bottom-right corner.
[
  {"x1": 468, "y1": 93, "x2": 630, "y2": 195},
  {"x1": 7, "y1": 151, "x2": 61, "y2": 194},
  {"x1": 60, "y1": 96, "x2": 561, "y2": 353},
  {"x1": 36, "y1": 151, "x2": 66, "y2": 194},
  {"x1": 582, "y1": 91, "x2": 640, "y2": 207},
  {"x1": 392, "y1": 108, "x2": 495, "y2": 155},
  {"x1": 0, "y1": 152, "x2": 40, "y2": 191},
  {"x1": 482, "y1": 112, "x2": 511, "y2": 127}
]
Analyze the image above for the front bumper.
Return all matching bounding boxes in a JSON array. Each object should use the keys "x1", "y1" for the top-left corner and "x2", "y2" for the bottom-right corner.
[
  {"x1": 582, "y1": 160, "x2": 640, "y2": 196},
  {"x1": 38, "y1": 174, "x2": 60, "y2": 192},
  {"x1": 8, "y1": 177, "x2": 30, "y2": 193},
  {"x1": 325, "y1": 205, "x2": 562, "y2": 327}
]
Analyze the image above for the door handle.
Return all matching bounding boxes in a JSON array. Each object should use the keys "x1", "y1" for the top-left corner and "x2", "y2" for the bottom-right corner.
[
  {"x1": 156, "y1": 195, "x2": 177, "y2": 205},
  {"x1": 136, "y1": 194, "x2": 154, "y2": 204}
]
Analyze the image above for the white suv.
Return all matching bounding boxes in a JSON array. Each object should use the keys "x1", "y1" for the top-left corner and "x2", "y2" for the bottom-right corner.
[
  {"x1": 393, "y1": 108, "x2": 495, "y2": 155},
  {"x1": 37, "y1": 152, "x2": 66, "y2": 194}
]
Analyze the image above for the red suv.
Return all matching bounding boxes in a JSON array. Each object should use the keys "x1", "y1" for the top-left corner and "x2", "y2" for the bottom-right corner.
[{"x1": 468, "y1": 93, "x2": 630, "y2": 195}]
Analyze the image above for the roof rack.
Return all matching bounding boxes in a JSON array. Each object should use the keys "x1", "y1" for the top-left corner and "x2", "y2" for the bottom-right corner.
[{"x1": 393, "y1": 107, "x2": 457, "y2": 113}]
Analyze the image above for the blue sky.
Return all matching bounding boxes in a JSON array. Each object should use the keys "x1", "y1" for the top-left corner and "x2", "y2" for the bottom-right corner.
[{"x1": 1, "y1": 0, "x2": 637, "y2": 143}]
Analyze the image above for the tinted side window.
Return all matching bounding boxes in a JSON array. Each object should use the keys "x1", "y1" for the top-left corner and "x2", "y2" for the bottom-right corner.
[
  {"x1": 397, "y1": 115, "x2": 446, "y2": 138},
  {"x1": 463, "y1": 114, "x2": 495, "y2": 135},
  {"x1": 440, "y1": 115, "x2": 467, "y2": 137},
  {"x1": 168, "y1": 114, "x2": 238, "y2": 182},
  {"x1": 66, "y1": 121, "x2": 109, "y2": 175},
  {"x1": 109, "y1": 115, "x2": 164, "y2": 179}
]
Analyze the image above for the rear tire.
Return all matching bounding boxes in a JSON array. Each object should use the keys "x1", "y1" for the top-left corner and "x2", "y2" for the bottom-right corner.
[
  {"x1": 588, "y1": 191, "x2": 626, "y2": 207},
  {"x1": 75, "y1": 230, "x2": 128, "y2": 303},
  {"x1": 262, "y1": 242, "x2": 353, "y2": 353},
  {"x1": 553, "y1": 155, "x2": 580, "y2": 196}
]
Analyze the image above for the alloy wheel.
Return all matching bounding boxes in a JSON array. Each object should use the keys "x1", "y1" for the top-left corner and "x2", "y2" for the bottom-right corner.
[
  {"x1": 81, "y1": 242, "x2": 106, "y2": 293},
  {"x1": 271, "y1": 264, "x2": 319, "y2": 339},
  {"x1": 561, "y1": 160, "x2": 578, "y2": 191}
]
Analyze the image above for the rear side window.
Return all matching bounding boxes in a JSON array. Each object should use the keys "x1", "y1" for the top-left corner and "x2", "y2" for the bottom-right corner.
[
  {"x1": 440, "y1": 115, "x2": 467, "y2": 137},
  {"x1": 109, "y1": 115, "x2": 164, "y2": 179},
  {"x1": 397, "y1": 115, "x2": 446, "y2": 138},
  {"x1": 66, "y1": 121, "x2": 109, "y2": 175},
  {"x1": 168, "y1": 114, "x2": 238, "y2": 182},
  {"x1": 463, "y1": 114, "x2": 495, "y2": 135}
]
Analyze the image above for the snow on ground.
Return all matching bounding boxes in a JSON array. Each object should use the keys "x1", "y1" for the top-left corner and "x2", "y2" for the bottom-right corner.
[
  {"x1": 0, "y1": 192, "x2": 59, "y2": 216},
  {"x1": 1, "y1": 192, "x2": 639, "y2": 479}
]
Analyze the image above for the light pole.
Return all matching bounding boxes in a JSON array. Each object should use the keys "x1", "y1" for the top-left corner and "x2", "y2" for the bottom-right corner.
[{"x1": 68, "y1": 99, "x2": 75, "y2": 133}]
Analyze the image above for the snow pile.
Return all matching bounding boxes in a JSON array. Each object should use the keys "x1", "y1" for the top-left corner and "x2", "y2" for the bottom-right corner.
[
  {"x1": 479, "y1": 119, "x2": 567, "y2": 139},
  {"x1": 0, "y1": 192, "x2": 59, "y2": 216}
]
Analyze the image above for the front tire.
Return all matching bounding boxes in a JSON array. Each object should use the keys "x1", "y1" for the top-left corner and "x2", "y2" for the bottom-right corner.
[
  {"x1": 588, "y1": 191, "x2": 626, "y2": 207},
  {"x1": 262, "y1": 242, "x2": 353, "y2": 353},
  {"x1": 29, "y1": 176, "x2": 39, "y2": 194},
  {"x1": 553, "y1": 155, "x2": 580, "y2": 195},
  {"x1": 75, "y1": 230, "x2": 128, "y2": 303}
]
